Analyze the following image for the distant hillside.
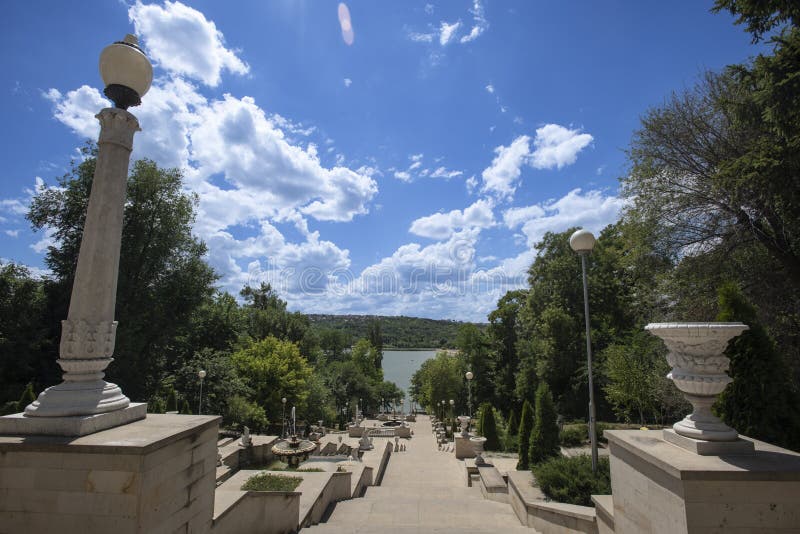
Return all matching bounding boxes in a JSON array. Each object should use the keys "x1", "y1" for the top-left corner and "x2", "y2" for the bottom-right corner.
[{"x1": 307, "y1": 314, "x2": 486, "y2": 349}]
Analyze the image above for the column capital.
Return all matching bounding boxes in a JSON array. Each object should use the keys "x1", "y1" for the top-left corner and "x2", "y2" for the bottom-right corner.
[{"x1": 96, "y1": 107, "x2": 141, "y2": 151}]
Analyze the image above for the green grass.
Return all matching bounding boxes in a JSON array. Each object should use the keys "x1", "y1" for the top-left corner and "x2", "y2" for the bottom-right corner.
[{"x1": 241, "y1": 473, "x2": 303, "y2": 492}]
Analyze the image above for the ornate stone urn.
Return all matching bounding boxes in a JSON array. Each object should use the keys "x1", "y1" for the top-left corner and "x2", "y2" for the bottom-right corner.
[
  {"x1": 457, "y1": 415, "x2": 471, "y2": 437},
  {"x1": 646, "y1": 322, "x2": 748, "y2": 443}
]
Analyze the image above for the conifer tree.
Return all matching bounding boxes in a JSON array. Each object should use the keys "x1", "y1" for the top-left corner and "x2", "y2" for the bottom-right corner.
[
  {"x1": 530, "y1": 383, "x2": 560, "y2": 465},
  {"x1": 716, "y1": 283, "x2": 800, "y2": 450},
  {"x1": 481, "y1": 404, "x2": 501, "y2": 451},
  {"x1": 505, "y1": 408, "x2": 519, "y2": 452},
  {"x1": 181, "y1": 399, "x2": 192, "y2": 415},
  {"x1": 516, "y1": 400, "x2": 535, "y2": 469}
]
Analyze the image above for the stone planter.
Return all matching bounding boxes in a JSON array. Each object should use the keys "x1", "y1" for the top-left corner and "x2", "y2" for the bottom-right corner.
[
  {"x1": 646, "y1": 322, "x2": 748, "y2": 442},
  {"x1": 470, "y1": 436, "x2": 487, "y2": 465}
]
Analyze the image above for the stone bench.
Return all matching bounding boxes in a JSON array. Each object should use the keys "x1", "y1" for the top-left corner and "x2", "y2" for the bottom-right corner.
[{"x1": 478, "y1": 465, "x2": 508, "y2": 503}]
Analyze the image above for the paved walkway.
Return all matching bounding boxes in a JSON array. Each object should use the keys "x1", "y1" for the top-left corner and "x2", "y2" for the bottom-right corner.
[{"x1": 303, "y1": 415, "x2": 537, "y2": 533}]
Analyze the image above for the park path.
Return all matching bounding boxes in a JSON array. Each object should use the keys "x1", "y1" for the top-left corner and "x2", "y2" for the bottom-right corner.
[{"x1": 303, "y1": 415, "x2": 537, "y2": 534}]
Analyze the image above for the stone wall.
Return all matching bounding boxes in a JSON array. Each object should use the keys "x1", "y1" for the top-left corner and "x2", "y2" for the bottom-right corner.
[{"x1": 0, "y1": 414, "x2": 220, "y2": 534}]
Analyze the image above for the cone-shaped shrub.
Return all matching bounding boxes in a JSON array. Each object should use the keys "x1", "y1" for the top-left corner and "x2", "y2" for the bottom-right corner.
[
  {"x1": 481, "y1": 404, "x2": 501, "y2": 451},
  {"x1": 530, "y1": 383, "x2": 560, "y2": 465},
  {"x1": 181, "y1": 399, "x2": 192, "y2": 415},
  {"x1": 16, "y1": 383, "x2": 35, "y2": 412},
  {"x1": 516, "y1": 399, "x2": 535, "y2": 470},
  {"x1": 505, "y1": 408, "x2": 519, "y2": 452}
]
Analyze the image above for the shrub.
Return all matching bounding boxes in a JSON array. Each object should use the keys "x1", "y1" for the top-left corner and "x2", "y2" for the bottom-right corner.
[
  {"x1": 166, "y1": 388, "x2": 178, "y2": 412},
  {"x1": 516, "y1": 400, "x2": 535, "y2": 470},
  {"x1": 481, "y1": 404, "x2": 501, "y2": 451},
  {"x1": 505, "y1": 409, "x2": 519, "y2": 452},
  {"x1": 16, "y1": 383, "x2": 35, "y2": 412},
  {"x1": 529, "y1": 383, "x2": 560, "y2": 465},
  {"x1": 533, "y1": 455, "x2": 611, "y2": 506},
  {"x1": 560, "y1": 425, "x2": 587, "y2": 447},
  {"x1": 241, "y1": 473, "x2": 302, "y2": 492},
  {"x1": 148, "y1": 397, "x2": 166, "y2": 414},
  {"x1": 180, "y1": 399, "x2": 192, "y2": 415},
  {"x1": 226, "y1": 395, "x2": 269, "y2": 432}
]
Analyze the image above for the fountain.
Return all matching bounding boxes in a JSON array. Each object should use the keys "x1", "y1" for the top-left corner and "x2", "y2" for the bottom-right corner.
[{"x1": 270, "y1": 406, "x2": 316, "y2": 467}]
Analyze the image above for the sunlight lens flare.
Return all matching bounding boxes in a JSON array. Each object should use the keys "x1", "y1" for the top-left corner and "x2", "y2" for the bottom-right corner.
[{"x1": 338, "y1": 3, "x2": 354, "y2": 45}]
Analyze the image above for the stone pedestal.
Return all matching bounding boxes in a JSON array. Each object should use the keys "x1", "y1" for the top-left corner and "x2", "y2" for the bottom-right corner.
[
  {"x1": 606, "y1": 429, "x2": 800, "y2": 533},
  {"x1": 0, "y1": 414, "x2": 220, "y2": 534},
  {"x1": 455, "y1": 435, "x2": 476, "y2": 459}
]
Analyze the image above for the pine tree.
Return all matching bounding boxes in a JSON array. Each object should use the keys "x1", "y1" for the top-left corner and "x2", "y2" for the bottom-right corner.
[
  {"x1": 516, "y1": 400, "x2": 535, "y2": 470},
  {"x1": 505, "y1": 408, "x2": 519, "y2": 452},
  {"x1": 529, "y1": 383, "x2": 560, "y2": 465},
  {"x1": 481, "y1": 404, "x2": 501, "y2": 451},
  {"x1": 16, "y1": 383, "x2": 35, "y2": 412},
  {"x1": 716, "y1": 283, "x2": 800, "y2": 450}
]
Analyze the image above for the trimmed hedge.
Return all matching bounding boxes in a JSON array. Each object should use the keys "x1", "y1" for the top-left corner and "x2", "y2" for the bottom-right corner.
[
  {"x1": 529, "y1": 383, "x2": 560, "y2": 465},
  {"x1": 532, "y1": 455, "x2": 611, "y2": 506},
  {"x1": 481, "y1": 404, "x2": 501, "y2": 451},
  {"x1": 241, "y1": 473, "x2": 303, "y2": 492},
  {"x1": 516, "y1": 400, "x2": 535, "y2": 470}
]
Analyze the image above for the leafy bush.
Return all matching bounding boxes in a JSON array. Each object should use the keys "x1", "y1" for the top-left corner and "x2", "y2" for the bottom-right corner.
[
  {"x1": 241, "y1": 473, "x2": 302, "y2": 492},
  {"x1": 533, "y1": 456, "x2": 611, "y2": 506},
  {"x1": 226, "y1": 395, "x2": 269, "y2": 433},
  {"x1": 529, "y1": 383, "x2": 560, "y2": 465},
  {"x1": 516, "y1": 400, "x2": 534, "y2": 470},
  {"x1": 180, "y1": 399, "x2": 192, "y2": 415},
  {"x1": 560, "y1": 425, "x2": 587, "y2": 447},
  {"x1": 480, "y1": 404, "x2": 501, "y2": 451}
]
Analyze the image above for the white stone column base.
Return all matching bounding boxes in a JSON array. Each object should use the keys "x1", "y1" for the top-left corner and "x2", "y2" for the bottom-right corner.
[{"x1": 0, "y1": 402, "x2": 146, "y2": 436}]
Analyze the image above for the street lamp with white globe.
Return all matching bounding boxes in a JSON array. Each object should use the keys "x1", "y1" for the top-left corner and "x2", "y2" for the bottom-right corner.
[
  {"x1": 569, "y1": 228, "x2": 599, "y2": 473},
  {"x1": 0, "y1": 35, "x2": 154, "y2": 437},
  {"x1": 465, "y1": 371, "x2": 474, "y2": 423},
  {"x1": 281, "y1": 397, "x2": 287, "y2": 438},
  {"x1": 197, "y1": 370, "x2": 206, "y2": 415}
]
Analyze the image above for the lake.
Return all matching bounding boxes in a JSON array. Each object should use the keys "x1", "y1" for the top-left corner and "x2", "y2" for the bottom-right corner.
[{"x1": 381, "y1": 349, "x2": 438, "y2": 412}]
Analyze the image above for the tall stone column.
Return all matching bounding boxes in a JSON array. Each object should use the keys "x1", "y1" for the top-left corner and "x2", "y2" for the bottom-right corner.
[
  {"x1": 26, "y1": 108, "x2": 140, "y2": 417},
  {"x1": 0, "y1": 108, "x2": 147, "y2": 436}
]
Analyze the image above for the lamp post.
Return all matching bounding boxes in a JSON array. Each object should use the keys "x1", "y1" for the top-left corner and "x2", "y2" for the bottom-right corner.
[
  {"x1": 197, "y1": 370, "x2": 206, "y2": 415},
  {"x1": 449, "y1": 399, "x2": 454, "y2": 421},
  {"x1": 281, "y1": 397, "x2": 287, "y2": 438},
  {"x1": 465, "y1": 371, "x2": 474, "y2": 423},
  {"x1": 441, "y1": 400, "x2": 446, "y2": 421},
  {"x1": 1, "y1": 35, "x2": 153, "y2": 437},
  {"x1": 570, "y1": 228, "x2": 599, "y2": 473}
]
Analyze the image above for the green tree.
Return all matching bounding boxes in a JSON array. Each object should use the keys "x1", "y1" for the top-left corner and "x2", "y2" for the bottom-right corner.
[
  {"x1": 231, "y1": 336, "x2": 313, "y2": 423},
  {"x1": 166, "y1": 388, "x2": 178, "y2": 413},
  {"x1": 480, "y1": 403, "x2": 501, "y2": 451},
  {"x1": 715, "y1": 283, "x2": 800, "y2": 450},
  {"x1": 487, "y1": 290, "x2": 525, "y2": 414},
  {"x1": 505, "y1": 408, "x2": 519, "y2": 452},
  {"x1": 367, "y1": 318, "x2": 384, "y2": 364},
  {"x1": 603, "y1": 331, "x2": 677, "y2": 425},
  {"x1": 712, "y1": 0, "x2": 800, "y2": 41},
  {"x1": 226, "y1": 395, "x2": 269, "y2": 433},
  {"x1": 180, "y1": 399, "x2": 192, "y2": 415},
  {"x1": 173, "y1": 348, "x2": 248, "y2": 421},
  {"x1": 410, "y1": 351, "x2": 464, "y2": 413},
  {"x1": 350, "y1": 338, "x2": 383, "y2": 383},
  {"x1": 456, "y1": 324, "x2": 492, "y2": 407},
  {"x1": 516, "y1": 399, "x2": 535, "y2": 470},
  {"x1": 27, "y1": 151, "x2": 217, "y2": 401},
  {"x1": 529, "y1": 383, "x2": 560, "y2": 465}
]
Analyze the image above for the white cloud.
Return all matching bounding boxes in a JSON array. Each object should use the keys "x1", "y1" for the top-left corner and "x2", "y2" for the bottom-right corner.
[
  {"x1": 424, "y1": 3, "x2": 435, "y2": 15},
  {"x1": 503, "y1": 188, "x2": 626, "y2": 247},
  {"x1": 129, "y1": 0, "x2": 249, "y2": 87},
  {"x1": 465, "y1": 175, "x2": 478, "y2": 194},
  {"x1": 439, "y1": 21, "x2": 462, "y2": 46},
  {"x1": 480, "y1": 135, "x2": 531, "y2": 200},
  {"x1": 485, "y1": 84, "x2": 495, "y2": 94},
  {"x1": 5, "y1": 230, "x2": 19, "y2": 238},
  {"x1": 409, "y1": 31, "x2": 435, "y2": 43},
  {"x1": 344, "y1": 78, "x2": 352, "y2": 88},
  {"x1": 394, "y1": 171, "x2": 412, "y2": 182},
  {"x1": 429, "y1": 167, "x2": 463, "y2": 179},
  {"x1": 530, "y1": 124, "x2": 593, "y2": 170},
  {"x1": 44, "y1": 86, "x2": 108, "y2": 139},
  {"x1": 409, "y1": 198, "x2": 495, "y2": 239},
  {"x1": 460, "y1": 0, "x2": 489, "y2": 43}
]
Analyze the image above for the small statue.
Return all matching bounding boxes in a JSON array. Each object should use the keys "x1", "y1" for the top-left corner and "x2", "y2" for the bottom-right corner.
[{"x1": 240, "y1": 426, "x2": 252, "y2": 447}]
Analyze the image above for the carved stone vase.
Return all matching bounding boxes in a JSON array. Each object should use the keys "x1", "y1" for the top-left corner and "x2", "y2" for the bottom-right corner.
[
  {"x1": 458, "y1": 415, "x2": 471, "y2": 438},
  {"x1": 470, "y1": 436, "x2": 487, "y2": 466},
  {"x1": 645, "y1": 322, "x2": 748, "y2": 442}
]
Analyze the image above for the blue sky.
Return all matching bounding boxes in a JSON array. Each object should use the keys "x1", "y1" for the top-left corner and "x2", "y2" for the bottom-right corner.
[{"x1": 0, "y1": 1, "x2": 766, "y2": 321}]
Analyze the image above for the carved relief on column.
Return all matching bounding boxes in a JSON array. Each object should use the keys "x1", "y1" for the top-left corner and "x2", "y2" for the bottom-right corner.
[{"x1": 58, "y1": 319, "x2": 118, "y2": 382}]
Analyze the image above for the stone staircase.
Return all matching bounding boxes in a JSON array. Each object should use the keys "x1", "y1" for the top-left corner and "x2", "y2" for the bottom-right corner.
[{"x1": 301, "y1": 415, "x2": 538, "y2": 534}]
